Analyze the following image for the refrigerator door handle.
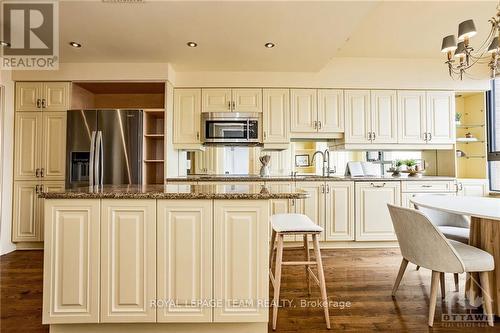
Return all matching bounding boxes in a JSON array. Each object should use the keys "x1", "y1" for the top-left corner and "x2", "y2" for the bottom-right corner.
[
  {"x1": 89, "y1": 131, "x2": 97, "y2": 187},
  {"x1": 98, "y1": 131, "x2": 104, "y2": 186},
  {"x1": 95, "y1": 131, "x2": 103, "y2": 187}
]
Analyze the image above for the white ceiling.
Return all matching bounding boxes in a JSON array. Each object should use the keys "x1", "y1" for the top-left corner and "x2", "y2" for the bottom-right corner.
[{"x1": 58, "y1": 0, "x2": 498, "y2": 72}]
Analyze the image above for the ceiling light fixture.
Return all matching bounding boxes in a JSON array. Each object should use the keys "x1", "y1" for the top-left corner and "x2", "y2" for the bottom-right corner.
[
  {"x1": 440, "y1": 5, "x2": 500, "y2": 79},
  {"x1": 264, "y1": 42, "x2": 275, "y2": 48},
  {"x1": 187, "y1": 41, "x2": 198, "y2": 47},
  {"x1": 0, "y1": 41, "x2": 10, "y2": 47},
  {"x1": 69, "y1": 41, "x2": 82, "y2": 48}
]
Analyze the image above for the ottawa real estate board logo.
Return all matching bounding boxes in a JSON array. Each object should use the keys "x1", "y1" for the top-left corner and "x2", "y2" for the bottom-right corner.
[{"x1": 1, "y1": 1, "x2": 59, "y2": 70}]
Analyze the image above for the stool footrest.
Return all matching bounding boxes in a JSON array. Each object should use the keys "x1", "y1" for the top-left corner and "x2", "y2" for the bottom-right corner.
[{"x1": 282, "y1": 261, "x2": 317, "y2": 266}]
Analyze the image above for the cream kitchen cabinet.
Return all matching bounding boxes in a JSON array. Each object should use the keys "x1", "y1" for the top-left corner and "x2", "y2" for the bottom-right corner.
[
  {"x1": 173, "y1": 88, "x2": 202, "y2": 146},
  {"x1": 202, "y1": 88, "x2": 262, "y2": 113},
  {"x1": 14, "y1": 112, "x2": 66, "y2": 181},
  {"x1": 324, "y1": 181, "x2": 355, "y2": 241},
  {"x1": 398, "y1": 91, "x2": 454, "y2": 144},
  {"x1": 262, "y1": 89, "x2": 290, "y2": 144},
  {"x1": 12, "y1": 181, "x2": 65, "y2": 243},
  {"x1": 16, "y1": 82, "x2": 70, "y2": 112},
  {"x1": 456, "y1": 178, "x2": 488, "y2": 197},
  {"x1": 294, "y1": 182, "x2": 324, "y2": 241},
  {"x1": 317, "y1": 89, "x2": 344, "y2": 133},
  {"x1": 213, "y1": 200, "x2": 269, "y2": 322},
  {"x1": 157, "y1": 200, "x2": 213, "y2": 322},
  {"x1": 344, "y1": 90, "x2": 397, "y2": 144},
  {"x1": 100, "y1": 200, "x2": 157, "y2": 323},
  {"x1": 290, "y1": 89, "x2": 317, "y2": 135},
  {"x1": 355, "y1": 181, "x2": 400, "y2": 241},
  {"x1": 401, "y1": 192, "x2": 456, "y2": 209},
  {"x1": 42, "y1": 199, "x2": 100, "y2": 324}
]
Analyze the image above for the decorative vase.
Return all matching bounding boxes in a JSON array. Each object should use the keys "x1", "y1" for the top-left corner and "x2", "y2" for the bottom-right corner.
[{"x1": 259, "y1": 155, "x2": 271, "y2": 177}]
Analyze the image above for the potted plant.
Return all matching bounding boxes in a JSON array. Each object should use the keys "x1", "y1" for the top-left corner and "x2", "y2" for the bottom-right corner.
[
  {"x1": 455, "y1": 112, "x2": 462, "y2": 125},
  {"x1": 404, "y1": 159, "x2": 419, "y2": 176}
]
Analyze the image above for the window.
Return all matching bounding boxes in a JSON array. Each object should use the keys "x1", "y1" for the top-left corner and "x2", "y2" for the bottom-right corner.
[{"x1": 487, "y1": 81, "x2": 500, "y2": 192}]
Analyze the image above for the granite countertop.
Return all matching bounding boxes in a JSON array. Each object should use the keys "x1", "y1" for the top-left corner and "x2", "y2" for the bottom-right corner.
[
  {"x1": 39, "y1": 184, "x2": 309, "y2": 200},
  {"x1": 165, "y1": 174, "x2": 456, "y2": 182}
]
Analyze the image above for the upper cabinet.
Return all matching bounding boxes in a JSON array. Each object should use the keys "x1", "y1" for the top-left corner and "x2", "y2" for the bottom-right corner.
[
  {"x1": 290, "y1": 89, "x2": 317, "y2": 134},
  {"x1": 202, "y1": 88, "x2": 262, "y2": 113},
  {"x1": 398, "y1": 90, "x2": 454, "y2": 145},
  {"x1": 262, "y1": 89, "x2": 290, "y2": 144},
  {"x1": 344, "y1": 90, "x2": 397, "y2": 144},
  {"x1": 16, "y1": 82, "x2": 70, "y2": 112},
  {"x1": 317, "y1": 89, "x2": 344, "y2": 133},
  {"x1": 173, "y1": 89, "x2": 202, "y2": 146}
]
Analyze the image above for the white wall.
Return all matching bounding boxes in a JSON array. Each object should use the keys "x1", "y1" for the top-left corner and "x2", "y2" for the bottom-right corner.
[
  {"x1": 0, "y1": 70, "x2": 16, "y2": 255},
  {"x1": 173, "y1": 57, "x2": 491, "y2": 91}
]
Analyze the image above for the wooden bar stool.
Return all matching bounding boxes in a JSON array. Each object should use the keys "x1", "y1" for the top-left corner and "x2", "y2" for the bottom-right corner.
[{"x1": 269, "y1": 213, "x2": 330, "y2": 330}]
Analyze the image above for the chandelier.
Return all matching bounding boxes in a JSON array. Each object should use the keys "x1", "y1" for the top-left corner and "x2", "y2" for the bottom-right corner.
[{"x1": 441, "y1": 5, "x2": 500, "y2": 80}]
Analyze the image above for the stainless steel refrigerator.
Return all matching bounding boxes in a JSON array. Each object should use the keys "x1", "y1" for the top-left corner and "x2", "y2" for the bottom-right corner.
[{"x1": 66, "y1": 109, "x2": 143, "y2": 188}]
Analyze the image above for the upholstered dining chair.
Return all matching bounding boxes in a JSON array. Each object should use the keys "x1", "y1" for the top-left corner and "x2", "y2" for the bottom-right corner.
[{"x1": 387, "y1": 204, "x2": 495, "y2": 327}]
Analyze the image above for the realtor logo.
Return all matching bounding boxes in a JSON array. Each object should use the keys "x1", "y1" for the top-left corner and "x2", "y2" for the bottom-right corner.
[{"x1": 1, "y1": 1, "x2": 59, "y2": 70}]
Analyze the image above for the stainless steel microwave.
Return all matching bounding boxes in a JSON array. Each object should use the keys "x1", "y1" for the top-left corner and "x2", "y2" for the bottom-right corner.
[{"x1": 201, "y1": 112, "x2": 261, "y2": 144}]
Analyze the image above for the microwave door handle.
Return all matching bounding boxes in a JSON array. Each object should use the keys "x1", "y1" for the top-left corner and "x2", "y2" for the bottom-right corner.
[{"x1": 89, "y1": 131, "x2": 96, "y2": 187}]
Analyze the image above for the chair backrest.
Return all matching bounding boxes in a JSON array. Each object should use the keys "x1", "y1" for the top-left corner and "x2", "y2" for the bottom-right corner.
[
  {"x1": 387, "y1": 204, "x2": 465, "y2": 273},
  {"x1": 414, "y1": 205, "x2": 470, "y2": 228}
]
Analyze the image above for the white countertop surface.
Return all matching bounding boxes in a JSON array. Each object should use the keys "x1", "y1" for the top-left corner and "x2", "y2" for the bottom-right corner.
[{"x1": 410, "y1": 195, "x2": 500, "y2": 220}]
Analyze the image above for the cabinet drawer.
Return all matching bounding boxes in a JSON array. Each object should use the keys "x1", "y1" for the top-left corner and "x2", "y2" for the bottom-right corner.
[{"x1": 401, "y1": 181, "x2": 455, "y2": 193}]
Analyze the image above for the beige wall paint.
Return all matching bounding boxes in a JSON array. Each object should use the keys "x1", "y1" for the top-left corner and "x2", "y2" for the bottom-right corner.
[
  {"x1": 173, "y1": 57, "x2": 490, "y2": 91},
  {"x1": 0, "y1": 70, "x2": 16, "y2": 255}
]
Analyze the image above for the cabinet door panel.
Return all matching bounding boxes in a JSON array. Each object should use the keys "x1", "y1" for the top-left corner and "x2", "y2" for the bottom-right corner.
[
  {"x1": 157, "y1": 200, "x2": 212, "y2": 322},
  {"x1": 317, "y1": 89, "x2": 344, "y2": 133},
  {"x1": 38, "y1": 181, "x2": 66, "y2": 242},
  {"x1": 290, "y1": 89, "x2": 317, "y2": 134},
  {"x1": 12, "y1": 181, "x2": 40, "y2": 242},
  {"x1": 173, "y1": 89, "x2": 201, "y2": 144},
  {"x1": 43, "y1": 82, "x2": 70, "y2": 111},
  {"x1": 325, "y1": 182, "x2": 354, "y2": 241},
  {"x1": 355, "y1": 182, "x2": 400, "y2": 241},
  {"x1": 262, "y1": 89, "x2": 290, "y2": 143},
  {"x1": 202, "y1": 88, "x2": 232, "y2": 113},
  {"x1": 344, "y1": 90, "x2": 371, "y2": 143},
  {"x1": 397, "y1": 91, "x2": 426, "y2": 143},
  {"x1": 43, "y1": 199, "x2": 100, "y2": 324},
  {"x1": 295, "y1": 182, "x2": 323, "y2": 241},
  {"x1": 214, "y1": 200, "x2": 269, "y2": 322},
  {"x1": 233, "y1": 88, "x2": 262, "y2": 113},
  {"x1": 42, "y1": 112, "x2": 67, "y2": 180},
  {"x1": 426, "y1": 91, "x2": 455, "y2": 144},
  {"x1": 14, "y1": 113, "x2": 42, "y2": 180},
  {"x1": 101, "y1": 200, "x2": 156, "y2": 322},
  {"x1": 15, "y1": 82, "x2": 42, "y2": 111},
  {"x1": 371, "y1": 90, "x2": 397, "y2": 143}
]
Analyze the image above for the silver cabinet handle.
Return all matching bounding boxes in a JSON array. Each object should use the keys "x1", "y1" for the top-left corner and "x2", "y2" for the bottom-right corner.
[
  {"x1": 326, "y1": 184, "x2": 330, "y2": 193},
  {"x1": 321, "y1": 184, "x2": 325, "y2": 193},
  {"x1": 421, "y1": 184, "x2": 432, "y2": 188},
  {"x1": 227, "y1": 101, "x2": 231, "y2": 110},
  {"x1": 263, "y1": 131, "x2": 267, "y2": 140},
  {"x1": 423, "y1": 132, "x2": 428, "y2": 141},
  {"x1": 35, "y1": 184, "x2": 39, "y2": 194},
  {"x1": 196, "y1": 132, "x2": 200, "y2": 140},
  {"x1": 427, "y1": 132, "x2": 432, "y2": 141},
  {"x1": 368, "y1": 132, "x2": 372, "y2": 141},
  {"x1": 372, "y1": 132, "x2": 376, "y2": 141},
  {"x1": 232, "y1": 101, "x2": 235, "y2": 110},
  {"x1": 370, "y1": 182, "x2": 386, "y2": 188},
  {"x1": 35, "y1": 168, "x2": 40, "y2": 178},
  {"x1": 40, "y1": 168, "x2": 44, "y2": 177},
  {"x1": 318, "y1": 121, "x2": 322, "y2": 130},
  {"x1": 36, "y1": 99, "x2": 41, "y2": 108},
  {"x1": 291, "y1": 199, "x2": 295, "y2": 206},
  {"x1": 313, "y1": 121, "x2": 318, "y2": 129},
  {"x1": 41, "y1": 99, "x2": 46, "y2": 108}
]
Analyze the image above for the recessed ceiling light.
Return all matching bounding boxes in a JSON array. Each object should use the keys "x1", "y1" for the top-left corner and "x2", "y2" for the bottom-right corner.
[
  {"x1": 264, "y1": 42, "x2": 275, "y2": 48},
  {"x1": 187, "y1": 41, "x2": 198, "y2": 47},
  {"x1": 69, "y1": 41, "x2": 82, "y2": 48},
  {"x1": 0, "y1": 41, "x2": 10, "y2": 47}
]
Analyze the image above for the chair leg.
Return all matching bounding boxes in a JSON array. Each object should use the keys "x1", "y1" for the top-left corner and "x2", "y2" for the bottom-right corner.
[
  {"x1": 440, "y1": 273, "x2": 446, "y2": 299},
  {"x1": 416, "y1": 265, "x2": 420, "y2": 271},
  {"x1": 269, "y1": 230, "x2": 277, "y2": 273},
  {"x1": 454, "y1": 273, "x2": 459, "y2": 292},
  {"x1": 392, "y1": 258, "x2": 409, "y2": 296},
  {"x1": 428, "y1": 271, "x2": 440, "y2": 327},
  {"x1": 312, "y1": 234, "x2": 330, "y2": 329},
  {"x1": 303, "y1": 234, "x2": 311, "y2": 295},
  {"x1": 479, "y1": 272, "x2": 494, "y2": 327},
  {"x1": 272, "y1": 234, "x2": 284, "y2": 331}
]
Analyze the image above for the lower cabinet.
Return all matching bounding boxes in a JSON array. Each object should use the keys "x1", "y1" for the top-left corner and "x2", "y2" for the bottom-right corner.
[
  {"x1": 157, "y1": 200, "x2": 213, "y2": 322},
  {"x1": 213, "y1": 200, "x2": 269, "y2": 322},
  {"x1": 355, "y1": 181, "x2": 400, "y2": 241},
  {"x1": 100, "y1": 200, "x2": 157, "y2": 323},
  {"x1": 456, "y1": 178, "x2": 488, "y2": 197},
  {"x1": 13, "y1": 181, "x2": 65, "y2": 242},
  {"x1": 401, "y1": 192, "x2": 456, "y2": 208},
  {"x1": 325, "y1": 182, "x2": 355, "y2": 241},
  {"x1": 43, "y1": 199, "x2": 100, "y2": 324}
]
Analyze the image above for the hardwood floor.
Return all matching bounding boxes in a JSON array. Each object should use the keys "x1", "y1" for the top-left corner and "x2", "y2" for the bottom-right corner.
[{"x1": 1, "y1": 249, "x2": 497, "y2": 332}]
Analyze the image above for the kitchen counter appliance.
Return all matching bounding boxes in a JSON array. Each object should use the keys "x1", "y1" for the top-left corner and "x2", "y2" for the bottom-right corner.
[{"x1": 202, "y1": 112, "x2": 261, "y2": 144}]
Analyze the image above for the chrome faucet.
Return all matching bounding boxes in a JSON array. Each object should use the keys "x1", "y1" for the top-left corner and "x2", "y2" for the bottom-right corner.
[{"x1": 311, "y1": 149, "x2": 333, "y2": 177}]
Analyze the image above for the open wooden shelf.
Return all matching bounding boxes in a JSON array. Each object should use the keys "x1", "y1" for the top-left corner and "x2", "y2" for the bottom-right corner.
[{"x1": 143, "y1": 109, "x2": 165, "y2": 185}]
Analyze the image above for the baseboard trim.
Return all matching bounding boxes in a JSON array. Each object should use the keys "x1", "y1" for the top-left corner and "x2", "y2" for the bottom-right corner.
[{"x1": 15, "y1": 242, "x2": 43, "y2": 250}]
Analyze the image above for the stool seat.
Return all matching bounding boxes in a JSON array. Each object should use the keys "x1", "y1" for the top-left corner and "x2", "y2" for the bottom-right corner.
[{"x1": 270, "y1": 213, "x2": 323, "y2": 233}]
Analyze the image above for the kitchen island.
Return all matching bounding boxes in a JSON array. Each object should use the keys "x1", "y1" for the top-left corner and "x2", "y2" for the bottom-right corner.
[{"x1": 40, "y1": 184, "x2": 308, "y2": 333}]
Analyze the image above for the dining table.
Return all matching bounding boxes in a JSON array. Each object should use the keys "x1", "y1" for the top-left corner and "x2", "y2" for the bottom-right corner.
[{"x1": 410, "y1": 195, "x2": 500, "y2": 316}]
